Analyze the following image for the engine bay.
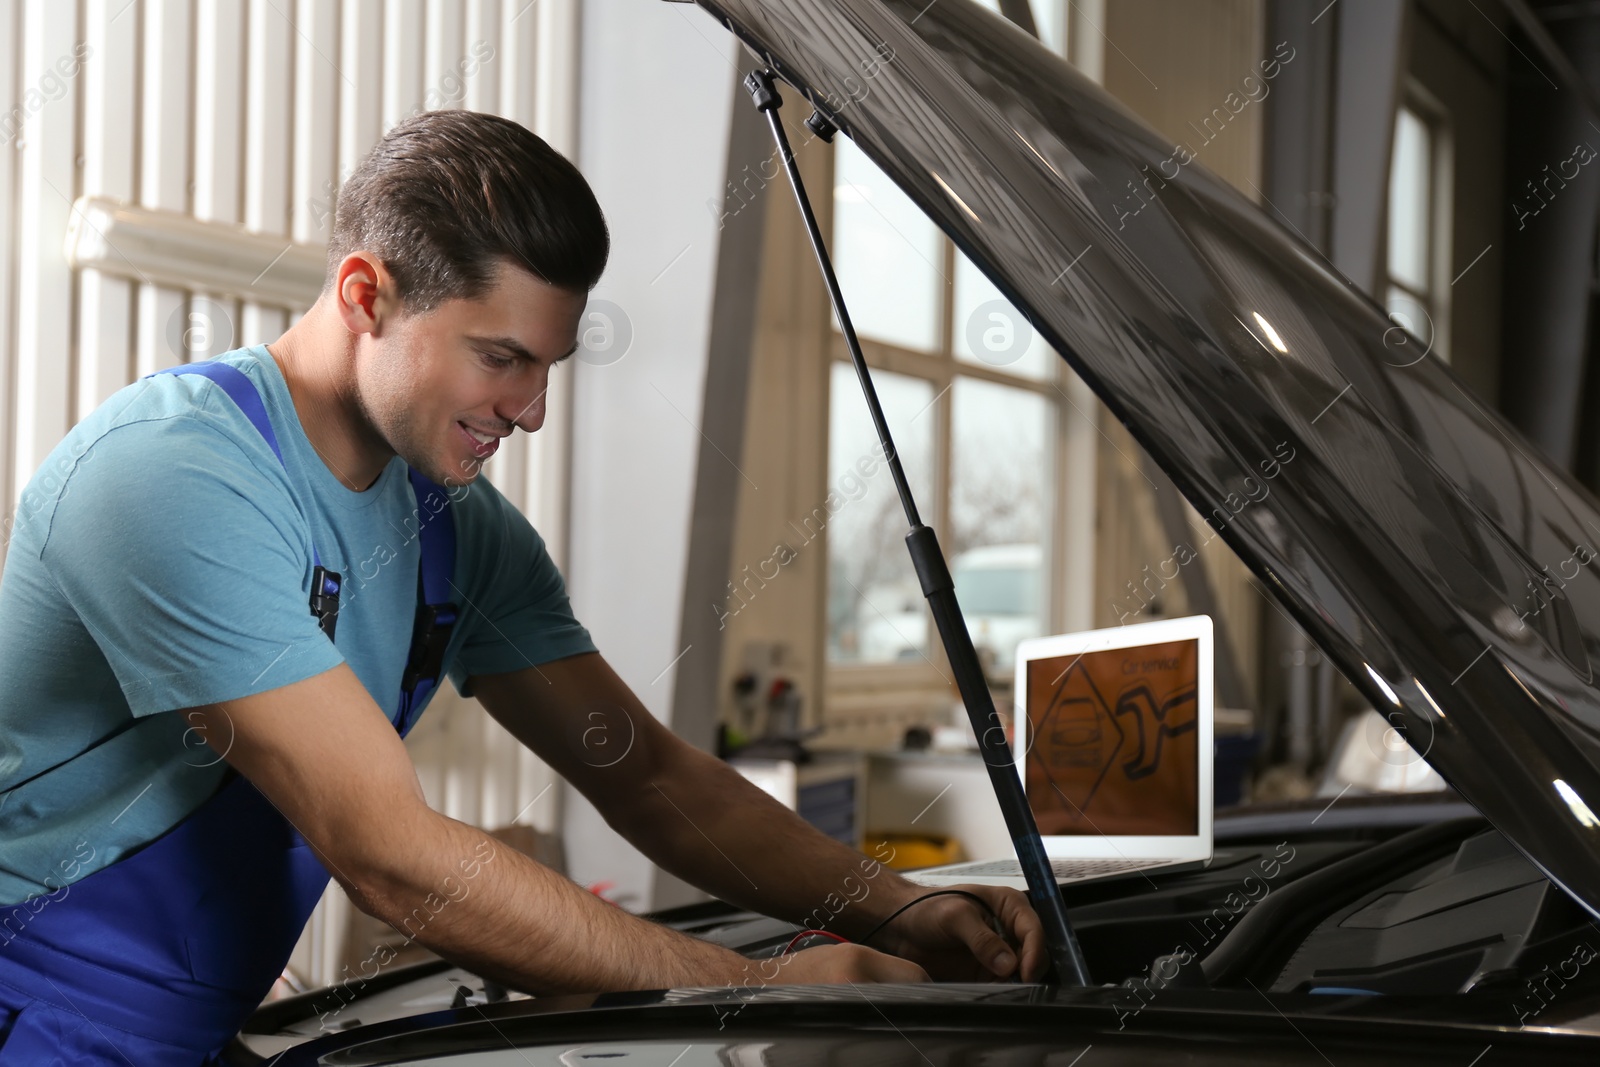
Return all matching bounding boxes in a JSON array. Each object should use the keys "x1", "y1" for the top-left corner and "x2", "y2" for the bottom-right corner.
[
  {"x1": 676, "y1": 806, "x2": 1600, "y2": 1011},
  {"x1": 235, "y1": 802, "x2": 1600, "y2": 1061}
]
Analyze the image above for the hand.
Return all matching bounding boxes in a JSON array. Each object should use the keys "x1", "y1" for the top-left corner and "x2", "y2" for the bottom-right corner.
[
  {"x1": 871, "y1": 886, "x2": 1047, "y2": 982},
  {"x1": 752, "y1": 943, "x2": 931, "y2": 986}
]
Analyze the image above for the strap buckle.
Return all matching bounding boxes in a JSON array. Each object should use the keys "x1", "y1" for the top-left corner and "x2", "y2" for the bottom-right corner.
[
  {"x1": 401, "y1": 602, "x2": 458, "y2": 692},
  {"x1": 309, "y1": 565, "x2": 342, "y2": 641}
]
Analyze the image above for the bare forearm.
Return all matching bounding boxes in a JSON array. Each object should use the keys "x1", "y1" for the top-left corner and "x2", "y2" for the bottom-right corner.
[
  {"x1": 466, "y1": 656, "x2": 924, "y2": 953},
  {"x1": 607, "y1": 750, "x2": 922, "y2": 941},
  {"x1": 346, "y1": 807, "x2": 751, "y2": 995}
]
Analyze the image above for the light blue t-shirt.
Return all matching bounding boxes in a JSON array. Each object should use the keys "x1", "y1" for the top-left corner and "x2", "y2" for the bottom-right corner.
[{"x1": 0, "y1": 344, "x2": 596, "y2": 906}]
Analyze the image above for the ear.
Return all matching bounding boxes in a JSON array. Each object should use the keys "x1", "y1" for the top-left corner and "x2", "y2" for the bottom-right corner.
[{"x1": 332, "y1": 252, "x2": 400, "y2": 337}]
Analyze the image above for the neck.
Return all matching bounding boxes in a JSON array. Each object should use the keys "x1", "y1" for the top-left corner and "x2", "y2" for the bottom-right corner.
[{"x1": 266, "y1": 303, "x2": 391, "y2": 493}]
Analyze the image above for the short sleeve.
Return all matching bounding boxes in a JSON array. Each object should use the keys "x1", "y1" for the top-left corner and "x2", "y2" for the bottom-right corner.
[
  {"x1": 38, "y1": 416, "x2": 345, "y2": 717},
  {"x1": 446, "y1": 477, "x2": 596, "y2": 696}
]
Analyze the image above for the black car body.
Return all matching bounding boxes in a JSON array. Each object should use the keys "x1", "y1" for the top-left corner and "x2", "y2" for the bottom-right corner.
[{"x1": 231, "y1": 0, "x2": 1600, "y2": 1061}]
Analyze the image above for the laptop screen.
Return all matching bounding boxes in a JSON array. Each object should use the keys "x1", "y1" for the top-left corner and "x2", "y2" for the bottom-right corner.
[{"x1": 1023, "y1": 638, "x2": 1200, "y2": 836}]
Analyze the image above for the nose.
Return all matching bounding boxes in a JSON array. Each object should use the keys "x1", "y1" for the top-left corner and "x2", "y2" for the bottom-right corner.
[{"x1": 502, "y1": 364, "x2": 549, "y2": 434}]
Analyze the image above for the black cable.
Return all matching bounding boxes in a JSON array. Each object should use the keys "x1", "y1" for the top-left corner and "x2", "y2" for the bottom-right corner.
[{"x1": 857, "y1": 890, "x2": 999, "y2": 948}]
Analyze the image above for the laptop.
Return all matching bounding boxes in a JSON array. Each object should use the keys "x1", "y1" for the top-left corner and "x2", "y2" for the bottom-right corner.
[{"x1": 908, "y1": 614, "x2": 1215, "y2": 889}]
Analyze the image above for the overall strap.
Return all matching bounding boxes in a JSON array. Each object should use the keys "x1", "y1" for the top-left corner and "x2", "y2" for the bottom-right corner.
[
  {"x1": 149, "y1": 360, "x2": 341, "y2": 638},
  {"x1": 399, "y1": 469, "x2": 459, "y2": 735},
  {"x1": 148, "y1": 358, "x2": 458, "y2": 731}
]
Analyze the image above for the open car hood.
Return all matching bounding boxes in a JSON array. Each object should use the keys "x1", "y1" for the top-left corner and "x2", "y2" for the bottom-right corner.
[{"x1": 692, "y1": 0, "x2": 1600, "y2": 919}]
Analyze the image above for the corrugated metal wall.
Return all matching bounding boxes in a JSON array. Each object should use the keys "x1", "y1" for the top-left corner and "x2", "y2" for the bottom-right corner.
[{"x1": 0, "y1": 0, "x2": 580, "y2": 988}]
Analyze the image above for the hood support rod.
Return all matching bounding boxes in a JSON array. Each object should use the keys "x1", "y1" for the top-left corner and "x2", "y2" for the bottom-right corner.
[{"x1": 743, "y1": 67, "x2": 1091, "y2": 987}]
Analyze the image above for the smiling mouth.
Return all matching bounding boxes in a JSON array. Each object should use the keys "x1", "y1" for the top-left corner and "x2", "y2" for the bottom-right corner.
[{"x1": 457, "y1": 421, "x2": 502, "y2": 458}]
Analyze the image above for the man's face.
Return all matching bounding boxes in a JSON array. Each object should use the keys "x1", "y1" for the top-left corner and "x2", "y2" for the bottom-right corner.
[{"x1": 356, "y1": 259, "x2": 586, "y2": 488}]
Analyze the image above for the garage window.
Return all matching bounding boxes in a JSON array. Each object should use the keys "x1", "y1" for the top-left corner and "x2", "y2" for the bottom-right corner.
[
  {"x1": 1386, "y1": 97, "x2": 1452, "y2": 363},
  {"x1": 825, "y1": 136, "x2": 1061, "y2": 693}
]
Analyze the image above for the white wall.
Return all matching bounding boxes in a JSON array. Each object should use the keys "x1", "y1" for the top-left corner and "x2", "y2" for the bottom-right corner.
[{"x1": 565, "y1": 0, "x2": 742, "y2": 912}]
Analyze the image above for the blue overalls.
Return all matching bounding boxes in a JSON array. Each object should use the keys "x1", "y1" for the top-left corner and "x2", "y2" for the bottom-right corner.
[{"x1": 0, "y1": 359, "x2": 459, "y2": 1064}]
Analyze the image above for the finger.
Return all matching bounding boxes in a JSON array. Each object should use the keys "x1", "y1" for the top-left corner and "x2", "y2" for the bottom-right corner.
[
  {"x1": 968, "y1": 886, "x2": 1039, "y2": 981},
  {"x1": 993, "y1": 889, "x2": 1049, "y2": 982},
  {"x1": 822, "y1": 944, "x2": 930, "y2": 984},
  {"x1": 943, "y1": 895, "x2": 1018, "y2": 977},
  {"x1": 874, "y1": 955, "x2": 932, "y2": 983},
  {"x1": 963, "y1": 885, "x2": 1045, "y2": 982}
]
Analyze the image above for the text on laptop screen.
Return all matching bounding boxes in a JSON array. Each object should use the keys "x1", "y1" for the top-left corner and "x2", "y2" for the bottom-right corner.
[{"x1": 1024, "y1": 638, "x2": 1199, "y2": 836}]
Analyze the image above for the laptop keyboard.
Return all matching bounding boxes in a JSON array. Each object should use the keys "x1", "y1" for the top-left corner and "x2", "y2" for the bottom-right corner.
[{"x1": 940, "y1": 858, "x2": 1149, "y2": 879}]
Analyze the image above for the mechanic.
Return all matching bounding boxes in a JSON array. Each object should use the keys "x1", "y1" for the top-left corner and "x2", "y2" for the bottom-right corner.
[{"x1": 0, "y1": 109, "x2": 1045, "y2": 1065}]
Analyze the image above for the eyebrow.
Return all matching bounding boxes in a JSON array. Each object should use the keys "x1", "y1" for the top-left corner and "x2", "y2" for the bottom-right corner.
[{"x1": 470, "y1": 334, "x2": 580, "y2": 364}]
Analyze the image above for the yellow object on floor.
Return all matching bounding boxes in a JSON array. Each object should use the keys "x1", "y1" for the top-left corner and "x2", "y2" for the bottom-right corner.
[{"x1": 869, "y1": 833, "x2": 965, "y2": 870}]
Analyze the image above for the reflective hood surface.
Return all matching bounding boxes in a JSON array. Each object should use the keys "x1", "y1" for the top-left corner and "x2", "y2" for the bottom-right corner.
[{"x1": 692, "y1": 0, "x2": 1600, "y2": 917}]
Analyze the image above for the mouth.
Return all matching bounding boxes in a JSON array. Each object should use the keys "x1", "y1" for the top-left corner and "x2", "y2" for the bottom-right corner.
[{"x1": 457, "y1": 421, "x2": 502, "y2": 460}]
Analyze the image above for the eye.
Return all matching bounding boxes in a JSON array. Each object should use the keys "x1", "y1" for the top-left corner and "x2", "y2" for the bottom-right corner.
[{"x1": 478, "y1": 351, "x2": 516, "y2": 370}]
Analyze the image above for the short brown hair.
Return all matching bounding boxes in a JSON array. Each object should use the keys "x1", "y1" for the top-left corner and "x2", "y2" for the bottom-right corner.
[{"x1": 326, "y1": 110, "x2": 609, "y2": 311}]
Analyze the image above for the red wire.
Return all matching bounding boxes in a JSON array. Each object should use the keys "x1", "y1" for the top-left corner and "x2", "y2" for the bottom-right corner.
[{"x1": 782, "y1": 929, "x2": 850, "y2": 954}]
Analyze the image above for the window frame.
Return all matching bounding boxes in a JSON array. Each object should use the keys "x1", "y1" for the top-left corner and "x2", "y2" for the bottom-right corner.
[
  {"x1": 1385, "y1": 83, "x2": 1454, "y2": 364},
  {"x1": 822, "y1": 144, "x2": 1073, "y2": 704}
]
